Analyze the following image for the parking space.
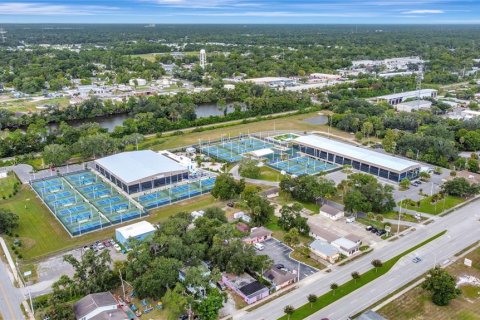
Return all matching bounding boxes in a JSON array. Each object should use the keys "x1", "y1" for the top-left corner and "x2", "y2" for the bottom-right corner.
[{"x1": 258, "y1": 238, "x2": 317, "y2": 280}]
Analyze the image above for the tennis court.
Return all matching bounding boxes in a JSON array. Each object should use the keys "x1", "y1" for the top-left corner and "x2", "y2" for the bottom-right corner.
[
  {"x1": 200, "y1": 137, "x2": 275, "y2": 162},
  {"x1": 269, "y1": 156, "x2": 337, "y2": 175},
  {"x1": 136, "y1": 177, "x2": 216, "y2": 210},
  {"x1": 31, "y1": 176, "x2": 110, "y2": 236},
  {"x1": 65, "y1": 170, "x2": 145, "y2": 225}
]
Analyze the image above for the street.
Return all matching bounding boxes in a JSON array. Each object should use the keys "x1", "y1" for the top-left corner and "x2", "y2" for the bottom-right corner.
[
  {"x1": 234, "y1": 199, "x2": 480, "y2": 320},
  {"x1": 0, "y1": 260, "x2": 26, "y2": 320}
]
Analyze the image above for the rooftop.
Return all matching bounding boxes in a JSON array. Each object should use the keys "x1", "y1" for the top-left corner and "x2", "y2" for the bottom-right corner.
[
  {"x1": 116, "y1": 220, "x2": 156, "y2": 239},
  {"x1": 377, "y1": 89, "x2": 437, "y2": 100},
  {"x1": 356, "y1": 310, "x2": 387, "y2": 320},
  {"x1": 248, "y1": 227, "x2": 272, "y2": 239},
  {"x1": 294, "y1": 135, "x2": 420, "y2": 173},
  {"x1": 320, "y1": 204, "x2": 343, "y2": 216},
  {"x1": 73, "y1": 292, "x2": 117, "y2": 319},
  {"x1": 94, "y1": 150, "x2": 187, "y2": 184},
  {"x1": 224, "y1": 273, "x2": 267, "y2": 297},
  {"x1": 309, "y1": 239, "x2": 339, "y2": 257},
  {"x1": 263, "y1": 268, "x2": 296, "y2": 286},
  {"x1": 332, "y1": 237, "x2": 359, "y2": 251}
]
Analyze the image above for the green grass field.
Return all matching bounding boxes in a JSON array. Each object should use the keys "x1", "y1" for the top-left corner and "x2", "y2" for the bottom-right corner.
[
  {"x1": 400, "y1": 195, "x2": 464, "y2": 215},
  {"x1": 258, "y1": 166, "x2": 282, "y2": 182},
  {"x1": 0, "y1": 172, "x2": 19, "y2": 198},
  {"x1": 278, "y1": 231, "x2": 446, "y2": 320},
  {"x1": 0, "y1": 184, "x2": 217, "y2": 262}
]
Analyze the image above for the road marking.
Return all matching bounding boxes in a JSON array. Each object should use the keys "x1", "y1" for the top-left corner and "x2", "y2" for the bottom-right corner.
[{"x1": 0, "y1": 278, "x2": 16, "y2": 320}]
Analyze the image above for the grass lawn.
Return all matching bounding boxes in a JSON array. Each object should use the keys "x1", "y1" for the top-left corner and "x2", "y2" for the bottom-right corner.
[
  {"x1": 278, "y1": 231, "x2": 446, "y2": 320},
  {"x1": 290, "y1": 249, "x2": 326, "y2": 270},
  {"x1": 258, "y1": 166, "x2": 282, "y2": 182},
  {"x1": 382, "y1": 211, "x2": 426, "y2": 223},
  {"x1": 379, "y1": 246, "x2": 480, "y2": 320},
  {"x1": 0, "y1": 184, "x2": 218, "y2": 262},
  {"x1": 275, "y1": 192, "x2": 320, "y2": 214},
  {"x1": 0, "y1": 172, "x2": 19, "y2": 198},
  {"x1": 141, "y1": 111, "x2": 353, "y2": 151},
  {"x1": 400, "y1": 195, "x2": 465, "y2": 215}
]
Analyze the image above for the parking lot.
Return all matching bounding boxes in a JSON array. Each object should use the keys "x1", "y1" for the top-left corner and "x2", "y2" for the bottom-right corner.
[{"x1": 258, "y1": 238, "x2": 317, "y2": 280}]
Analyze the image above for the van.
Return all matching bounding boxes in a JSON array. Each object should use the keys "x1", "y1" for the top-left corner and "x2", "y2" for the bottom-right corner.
[
  {"x1": 254, "y1": 243, "x2": 265, "y2": 251},
  {"x1": 346, "y1": 216, "x2": 356, "y2": 223}
]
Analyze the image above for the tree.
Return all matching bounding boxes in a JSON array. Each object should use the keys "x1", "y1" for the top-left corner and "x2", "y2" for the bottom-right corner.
[
  {"x1": 351, "y1": 271, "x2": 360, "y2": 284},
  {"x1": 284, "y1": 305, "x2": 295, "y2": 320},
  {"x1": 399, "y1": 178, "x2": 410, "y2": 190},
  {"x1": 211, "y1": 173, "x2": 245, "y2": 200},
  {"x1": 43, "y1": 144, "x2": 71, "y2": 168},
  {"x1": 422, "y1": 267, "x2": 461, "y2": 306},
  {"x1": 284, "y1": 228, "x2": 300, "y2": 247},
  {"x1": 163, "y1": 284, "x2": 188, "y2": 320},
  {"x1": 241, "y1": 186, "x2": 274, "y2": 226},
  {"x1": 441, "y1": 178, "x2": 478, "y2": 198},
  {"x1": 238, "y1": 158, "x2": 261, "y2": 179},
  {"x1": 371, "y1": 259, "x2": 383, "y2": 272},
  {"x1": 203, "y1": 207, "x2": 227, "y2": 223},
  {"x1": 278, "y1": 203, "x2": 310, "y2": 235},
  {"x1": 133, "y1": 257, "x2": 183, "y2": 299},
  {"x1": 419, "y1": 171, "x2": 431, "y2": 181},
  {"x1": 307, "y1": 294, "x2": 317, "y2": 308},
  {"x1": 467, "y1": 158, "x2": 479, "y2": 173},
  {"x1": 0, "y1": 208, "x2": 19, "y2": 234},
  {"x1": 280, "y1": 175, "x2": 336, "y2": 203},
  {"x1": 382, "y1": 129, "x2": 397, "y2": 153},
  {"x1": 330, "y1": 283, "x2": 338, "y2": 295},
  {"x1": 195, "y1": 289, "x2": 225, "y2": 320}
]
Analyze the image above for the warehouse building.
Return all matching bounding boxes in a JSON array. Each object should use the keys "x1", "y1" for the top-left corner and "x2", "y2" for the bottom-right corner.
[
  {"x1": 293, "y1": 135, "x2": 421, "y2": 182},
  {"x1": 376, "y1": 89, "x2": 437, "y2": 105},
  {"x1": 115, "y1": 220, "x2": 156, "y2": 248},
  {"x1": 94, "y1": 150, "x2": 189, "y2": 194}
]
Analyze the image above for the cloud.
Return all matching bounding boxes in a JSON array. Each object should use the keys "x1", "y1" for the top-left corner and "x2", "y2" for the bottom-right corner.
[
  {"x1": 401, "y1": 9, "x2": 444, "y2": 14},
  {"x1": 0, "y1": 2, "x2": 118, "y2": 15}
]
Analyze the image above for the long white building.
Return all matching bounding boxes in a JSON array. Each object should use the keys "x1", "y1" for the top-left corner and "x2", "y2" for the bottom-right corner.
[{"x1": 376, "y1": 89, "x2": 437, "y2": 105}]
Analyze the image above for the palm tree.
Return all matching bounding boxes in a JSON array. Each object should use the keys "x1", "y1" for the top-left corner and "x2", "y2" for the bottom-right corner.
[
  {"x1": 307, "y1": 294, "x2": 317, "y2": 308},
  {"x1": 284, "y1": 305, "x2": 295, "y2": 320},
  {"x1": 351, "y1": 271, "x2": 360, "y2": 284},
  {"x1": 330, "y1": 283, "x2": 338, "y2": 295}
]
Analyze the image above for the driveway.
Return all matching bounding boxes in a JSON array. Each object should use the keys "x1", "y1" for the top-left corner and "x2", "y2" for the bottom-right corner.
[{"x1": 258, "y1": 238, "x2": 317, "y2": 280}]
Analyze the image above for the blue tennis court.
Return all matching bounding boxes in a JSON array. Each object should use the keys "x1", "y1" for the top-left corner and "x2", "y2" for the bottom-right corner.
[
  {"x1": 58, "y1": 204, "x2": 88, "y2": 216},
  {"x1": 51, "y1": 197, "x2": 77, "y2": 207},
  {"x1": 65, "y1": 212, "x2": 92, "y2": 224},
  {"x1": 269, "y1": 156, "x2": 337, "y2": 175},
  {"x1": 94, "y1": 196, "x2": 122, "y2": 206},
  {"x1": 78, "y1": 183, "x2": 106, "y2": 193},
  {"x1": 44, "y1": 191, "x2": 73, "y2": 202},
  {"x1": 200, "y1": 137, "x2": 275, "y2": 162}
]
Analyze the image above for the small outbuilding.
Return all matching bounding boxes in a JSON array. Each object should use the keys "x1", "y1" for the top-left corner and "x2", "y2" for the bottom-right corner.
[
  {"x1": 73, "y1": 292, "x2": 128, "y2": 320},
  {"x1": 115, "y1": 220, "x2": 156, "y2": 248},
  {"x1": 319, "y1": 204, "x2": 344, "y2": 221},
  {"x1": 309, "y1": 239, "x2": 340, "y2": 263}
]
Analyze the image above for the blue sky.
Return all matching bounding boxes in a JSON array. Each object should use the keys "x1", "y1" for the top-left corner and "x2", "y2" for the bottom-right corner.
[{"x1": 0, "y1": 0, "x2": 479, "y2": 24}]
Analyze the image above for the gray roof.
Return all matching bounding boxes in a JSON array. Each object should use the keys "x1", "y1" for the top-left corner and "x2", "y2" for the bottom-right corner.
[
  {"x1": 74, "y1": 292, "x2": 117, "y2": 319},
  {"x1": 320, "y1": 204, "x2": 343, "y2": 216},
  {"x1": 332, "y1": 237, "x2": 359, "y2": 251},
  {"x1": 90, "y1": 309, "x2": 129, "y2": 320},
  {"x1": 95, "y1": 150, "x2": 187, "y2": 184},
  {"x1": 356, "y1": 310, "x2": 387, "y2": 320},
  {"x1": 309, "y1": 239, "x2": 339, "y2": 256},
  {"x1": 377, "y1": 89, "x2": 437, "y2": 100},
  {"x1": 294, "y1": 135, "x2": 420, "y2": 173}
]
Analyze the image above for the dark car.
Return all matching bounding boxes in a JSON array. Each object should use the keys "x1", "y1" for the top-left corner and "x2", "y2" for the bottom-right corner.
[
  {"x1": 275, "y1": 264, "x2": 285, "y2": 269},
  {"x1": 376, "y1": 229, "x2": 386, "y2": 236},
  {"x1": 412, "y1": 257, "x2": 422, "y2": 263},
  {"x1": 370, "y1": 227, "x2": 378, "y2": 233}
]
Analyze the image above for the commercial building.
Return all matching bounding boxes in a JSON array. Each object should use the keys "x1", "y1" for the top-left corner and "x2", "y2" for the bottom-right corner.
[
  {"x1": 94, "y1": 150, "x2": 188, "y2": 194},
  {"x1": 332, "y1": 237, "x2": 360, "y2": 256},
  {"x1": 293, "y1": 135, "x2": 421, "y2": 182},
  {"x1": 115, "y1": 220, "x2": 156, "y2": 247},
  {"x1": 263, "y1": 267, "x2": 296, "y2": 290},
  {"x1": 242, "y1": 227, "x2": 273, "y2": 245},
  {"x1": 222, "y1": 273, "x2": 269, "y2": 304},
  {"x1": 375, "y1": 89, "x2": 437, "y2": 105},
  {"x1": 319, "y1": 204, "x2": 344, "y2": 221},
  {"x1": 73, "y1": 292, "x2": 128, "y2": 320},
  {"x1": 309, "y1": 240, "x2": 340, "y2": 263},
  {"x1": 395, "y1": 100, "x2": 432, "y2": 112}
]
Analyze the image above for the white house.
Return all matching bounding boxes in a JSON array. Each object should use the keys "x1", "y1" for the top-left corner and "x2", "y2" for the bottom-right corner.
[
  {"x1": 331, "y1": 237, "x2": 360, "y2": 257},
  {"x1": 73, "y1": 292, "x2": 128, "y2": 320},
  {"x1": 129, "y1": 78, "x2": 147, "y2": 86},
  {"x1": 319, "y1": 204, "x2": 344, "y2": 221}
]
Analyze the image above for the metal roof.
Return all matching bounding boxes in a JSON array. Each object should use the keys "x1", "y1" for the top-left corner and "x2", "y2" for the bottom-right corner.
[
  {"x1": 115, "y1": 220, "x2": 156, "y2": 239},
  {"x1": 377, "y1": 89, "x2": 437, "y2": 100},
  {"x1": 294, "y1": 135, "x2": 420, "y2": 173},
  {"x1": 95, "y1": 150, "x2": 187, "y2": 184},
  {"x1": 309, "y1": 240, "x2": 339, "y2": 256},
  {"x1": 73, "y1": 292, "x2": 117, "y2": 319}
]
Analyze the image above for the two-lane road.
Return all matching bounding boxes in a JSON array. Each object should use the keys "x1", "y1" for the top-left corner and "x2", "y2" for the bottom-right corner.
[
  {"x1": 235, "y1": 200, "x2": 480, "y2": 320},
  {"x1": 0, "y1": 260, "x2": 25, "y2": 320}
]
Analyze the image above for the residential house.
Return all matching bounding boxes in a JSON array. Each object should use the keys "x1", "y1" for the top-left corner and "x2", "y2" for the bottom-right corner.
[
  {"x1": 309, "y1": 239, "x2": 340, "y2": 263},
  {"x1": 242, "y1": 227, "x2": 272, "y2": 244},
  {"x1": 263, "y1": 267, "x2": 296, "y2": 290},
  {"x1": 73, "y1": 292, "x2": 128, "y2": 320},
  {"x1": 222, "y1": 273, "x2": 269, "y2": 304},
  {"x1": 308, "y1": 223, "x2": 338, "y2": 242},
  {"x1": 319, "y1": 204, "x2": 344, "y2": 221},
  {"x1": 332, "y1": 237, "x2": 360, "y2": 257}
]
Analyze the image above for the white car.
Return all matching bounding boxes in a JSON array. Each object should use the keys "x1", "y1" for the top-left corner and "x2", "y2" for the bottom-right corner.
[
  {"x1": 114, "y1": 244, "x2": 121, "y2": 252},
  {"x1": 97, "y1": 243, "x2": 105, "y2": 250},
  {"x1": 254, "y1": 243, "x2": 265, "y2": 251}
]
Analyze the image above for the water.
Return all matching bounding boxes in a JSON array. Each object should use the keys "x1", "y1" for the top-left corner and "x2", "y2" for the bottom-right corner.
[{"x1": 50, "y1": 103, "x2": 243, "y2": 132}]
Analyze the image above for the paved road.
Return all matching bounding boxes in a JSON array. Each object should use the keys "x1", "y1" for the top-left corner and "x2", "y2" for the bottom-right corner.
[
  {"x1": 0, "y1": 261, "x2": 26, "y2": 320},
  {"x1": 234, "y1": 199, "x2": 480, "y2": 320}
]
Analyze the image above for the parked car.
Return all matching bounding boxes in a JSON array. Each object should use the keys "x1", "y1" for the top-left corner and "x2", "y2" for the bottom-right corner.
[
  {"x1": 103, "y1": 240, "x2": 112, "y2": 247},
  {"x1": 376, "y1": 230, "x2": 386, "y2": 236},
  {"x1": 113, "y1": 244, "x2": 121, "y2": 252},
  {"x1": 365, "y1": 226, "x2": 372, "y2": 231},
  {"x1": 346, "y1": 216, "x2": 356, "y2": 223},
  {"x1": 109, "y1": 239, "x2": 115, "y2": 245},
  {"x1": 275, "y1": 264, "x2": 285, "y2": 269},
  {"x1": 370, "y1": 227, "x2": 378, "y2": 234},
  {"x1": 412, "y1": 256, "x2": 422, "y2": 263},
  {"x1": 254, "y1": 243, "x2": 265, "y2": 251},
  {"x1": 97, "y1": 243, "x2": 105, "y2": 250}
]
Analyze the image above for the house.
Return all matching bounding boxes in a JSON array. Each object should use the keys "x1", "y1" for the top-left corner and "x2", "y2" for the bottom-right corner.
[
  {"x1": 73, "y1": 292, "x2": 128, "y2": 320},
  {"x1": 319, "y1": 204, "x2": 344, "y2": 221},
  {"x1": 332, "y1": 237, "x2": 360, "y2": 256},
  {"x1": 309, "y1": 239, "x2": 340, "y2": 263},
  {"x1": 263, "y1": 267, "x2": 296, "y2": 290},
  {"x1": 222, "y1": 273, "x2": 269, "y2": 304},
  {"x1": 242, "y1": 227, "x2": 272, "y2": 244},
  {"x1": 308, "y1": 223, "x2": 338, "y2": 242},
  {"x1": 356, "y1": 310, "x2": 387, "y2": 320}
]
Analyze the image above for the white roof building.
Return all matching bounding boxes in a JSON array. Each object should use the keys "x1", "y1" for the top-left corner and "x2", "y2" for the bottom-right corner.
[
  {"x1": 115, "y1": 221, "x2": 156, "y2": 247},
  {"x1": 376, "y1": 89, "x2": 437, "y2": 105},
  {"x1": 395, "y1": 100, "x2": 432, "y2": 112}
]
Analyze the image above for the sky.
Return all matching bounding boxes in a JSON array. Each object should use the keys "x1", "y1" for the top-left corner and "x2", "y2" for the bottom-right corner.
[{"x1": 0, "y1": 0, "x2": 479, "y2": 24}]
